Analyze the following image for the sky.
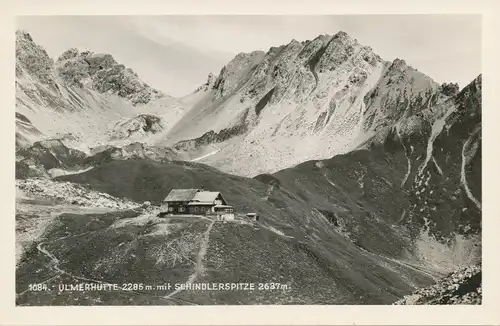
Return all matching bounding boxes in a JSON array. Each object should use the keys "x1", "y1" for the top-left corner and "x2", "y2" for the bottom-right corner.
[{"x1": 17, "y1": 15, "x2": 481, "y2": 97}]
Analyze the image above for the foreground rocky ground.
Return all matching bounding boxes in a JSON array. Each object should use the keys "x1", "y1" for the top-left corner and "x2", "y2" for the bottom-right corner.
[
  {"x1": 17, "y1": 178, "x2": 140, "y2": 210},
  {"x1": 16, "y1": 174, "x2": 481, "y2": 305},
  {"x1": 394, "y1": 264, "x2": 481, "y2": 304}
]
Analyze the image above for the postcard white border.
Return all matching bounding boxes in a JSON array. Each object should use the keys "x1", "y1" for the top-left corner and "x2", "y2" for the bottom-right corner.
[{"x1": 1, "y1": 0, "x2": 499, "y2": 325}]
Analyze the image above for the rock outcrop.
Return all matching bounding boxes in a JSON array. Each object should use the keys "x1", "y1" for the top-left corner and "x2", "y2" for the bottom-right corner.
[
  {"x1": 15, "y1": 30, "x2": 186, "y2": 155},
  {"x1": 394, "y1": 265, "x2": 481, "y2": 304},
  {"x1": 55, "y1": 49, "x2": 164, "y2": 105},
  {"x1": 16, "y1": 30, "x2": 54, "y2": 84},
  {"x1": 163, "y1": 31, "x2": 457, "y2": 177},
  {"x1": 17, "y1": 178, "x2": 139, "y2": 210},
  {"x1": 110, "y1": 114, "x2": 165, "y2": 140}
]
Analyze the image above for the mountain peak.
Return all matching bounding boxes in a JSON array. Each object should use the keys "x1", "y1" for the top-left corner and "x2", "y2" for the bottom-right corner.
[
  {"x1": 392, "y1": 58, "x2": 407, "y2": 67},
  {"x1": 207, "y1": 72, "x2": 216, "y2": 84},
  {"x1": 16, "y1": 30, "x2": 54, "y2": 84},
  {"x1": 194, "y1": 72, "x2": 217, "y2": 93},
  {"x1": 16, "y1": 30, "x2": 33, "y2": 42},
  {"x1": 333, "y1": 30, "x2": 350, "y2": 39},
  {"x1": 332, "y1": 30, "x2": 357, "y2": 44},
  {"x1": 16, "y1": 29, "x2": 168, "y2": 107},
  {"x1": 54, "y1": 48, "x2": 163, "y2": 105},
  {"x1": 56, "y1": 48, "x2": 81, "y2": 62}
]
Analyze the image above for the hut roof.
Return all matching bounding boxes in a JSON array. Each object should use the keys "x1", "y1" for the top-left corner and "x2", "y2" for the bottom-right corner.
[
  {"x1": 164, "y1": 189, "x2": 201, "y2": 202},
  {"x1": 191, "y1": 191, "x2": 222, "y2": 203}
]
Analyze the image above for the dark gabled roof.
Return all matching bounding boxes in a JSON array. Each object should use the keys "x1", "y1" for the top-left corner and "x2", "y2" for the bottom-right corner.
[
  {"x1": 164, "y1": 189, "x2": 201, "y2": 202},
  {"x1": 191, "y1": 191, "x2": 221, "y2": 203}
]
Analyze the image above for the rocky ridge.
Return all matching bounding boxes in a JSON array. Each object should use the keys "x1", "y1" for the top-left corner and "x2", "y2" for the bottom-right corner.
[
  {"x1": 394, "y1": 264, "x2": 481, "y2": 304},
  {"x1": 55, "y1": 48, "x2": 164, "y2": 105},
  {"x1": 15, "y1": 30, "x2": 186, "y2": 153},
  {"x1": 110, "y1": 114, "x2": 166, "y2": 140},
  {"x1": 16, "y1": 137, "x2": 178, "y2": 180},
  {"x1": 17, "y1": 178, "x2": 139, "y2": 210},
  {"x1": 163, "y1": 31, "x2": 457, "y2": 177}
]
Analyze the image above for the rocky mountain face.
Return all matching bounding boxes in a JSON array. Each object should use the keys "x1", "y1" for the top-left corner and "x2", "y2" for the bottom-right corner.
[
  {"x1": 110, "y1": 114, "x2": 166, "y2": 140},
  {"x1": 16, "y1": 138, "x2": 178, "y2": 179},
  {"x1": 259, "y1": 75, "x2": 482, "y2": 274},
  {"x1": 54, "y1": 48, "x2": 163, "y2": 105},
  {"x1": 15, "y1": 30, "x2": 187, "y2": 176},
  {"x1": 163, "y1": 31, "x2": 457, "y2": 177},
  {"x1": 394, "y1": 264, "x2": 481, "y2": 304},
  {"x1": 16, "y1": 31, "x2": 184, "y2": 143}
]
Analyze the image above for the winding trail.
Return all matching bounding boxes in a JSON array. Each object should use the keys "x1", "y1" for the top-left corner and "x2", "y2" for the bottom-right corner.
[
  {"x1": 164, "y1": 220, "x2": 215, "y2": 299},
  {"x1": 20, "y1": 228, "x2": 192, "y2": 305},
  {"x1": 16, "y1": 196, "x2": 193, "y2": 304},
  {"x1": 36, "y1": 242, "x2": 65, "y2": 274},
  {"x1": 380, "y1": 255, "x2": 443, "y2": 281},
  {"x1": 259, "y1": 223, "x2": 295, "y2": 239}
]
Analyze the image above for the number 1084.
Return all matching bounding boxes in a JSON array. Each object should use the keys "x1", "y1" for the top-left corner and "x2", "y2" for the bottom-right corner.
[{"x1": 28, "y1": 283, "x2": 48, "y2": 291}]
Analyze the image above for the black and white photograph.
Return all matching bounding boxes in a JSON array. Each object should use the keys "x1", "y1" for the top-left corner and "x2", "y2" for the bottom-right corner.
[{"x1": 13, "y1": 13, "x2": 483, "y2": 308}]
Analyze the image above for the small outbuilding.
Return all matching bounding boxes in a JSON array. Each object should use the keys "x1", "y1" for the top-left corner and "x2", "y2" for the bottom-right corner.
[{"x1": 246, "y1": 213, "x2": 259, "y2": 221}]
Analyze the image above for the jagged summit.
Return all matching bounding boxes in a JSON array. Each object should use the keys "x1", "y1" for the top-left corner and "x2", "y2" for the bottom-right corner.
[
  {"x1": 55, "y1": 48, "x2": 164, "y2": 105},
  {"x1": 164, "y1": 29, "x2": 447, "y2": 176},
  {"x1": 15, "y1": 28, "x2": 474, "y2": 178},
  {"x1": 16, "y1": 29, "x2": 166, "y2": 106},
  {"x1": 194, "y1": 72, "x2": 217, "y2": 93},
  {"x1": 16, "y1": 30, "x2": 32, "y2": 41},
  {"x1": 15, "y1": 30, "x2": 186, "y2": 152},
  {"x1": 332, "y1": 30, "x2": 354, "y2": 41},
  {"x1": 391, "y1": 58, "x2": 407, "y2": 69},
  {"x1": 16, "y1": 30, "x2": 54, "y2": 84},
  {"x1": 57, "y1": 48, "x2": 76, "y2": 61}
]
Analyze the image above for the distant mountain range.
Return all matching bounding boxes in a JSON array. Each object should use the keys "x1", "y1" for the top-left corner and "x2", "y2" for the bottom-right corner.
[{"x1": 15, "y1": 29, "x2": 481, "y2": 305}]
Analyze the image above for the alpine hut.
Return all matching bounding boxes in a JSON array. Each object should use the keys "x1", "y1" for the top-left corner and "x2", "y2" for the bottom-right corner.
[
  {"x1": 161, "y1": 188, "x2": 235, "y2": 220},
  {"x1": 161, "y1": 188, "x2": 201, "y2": 214}
]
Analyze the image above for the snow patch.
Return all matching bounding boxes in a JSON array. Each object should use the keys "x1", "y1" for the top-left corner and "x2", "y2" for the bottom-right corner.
[
  {"x1": 48, "y1": 166, "x2": 94, "y2": 178},
  {"x1": 460, "y1": 128, "x2": 481, "y2": 211},
  {"x1": 418, "y1": 103, "x2": 455, "y2": 176},
  {"x1": 190, "y1": 146, "x2": 221, "y2": 162}
]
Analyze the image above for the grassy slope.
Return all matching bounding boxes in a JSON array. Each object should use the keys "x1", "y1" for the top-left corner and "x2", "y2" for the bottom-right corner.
[
  {"x1": 17, "y1": 211, "x2": 208, "y2": 305},
  {"x1": 28, "y1": 157, "x2": 437, "y2": 305},
  {"x1": 18, "y1": 77, "x2": 481, "y2": 305},
  {"x1": 20, "y1": 83, "x2": 480, "y2": 305}
]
